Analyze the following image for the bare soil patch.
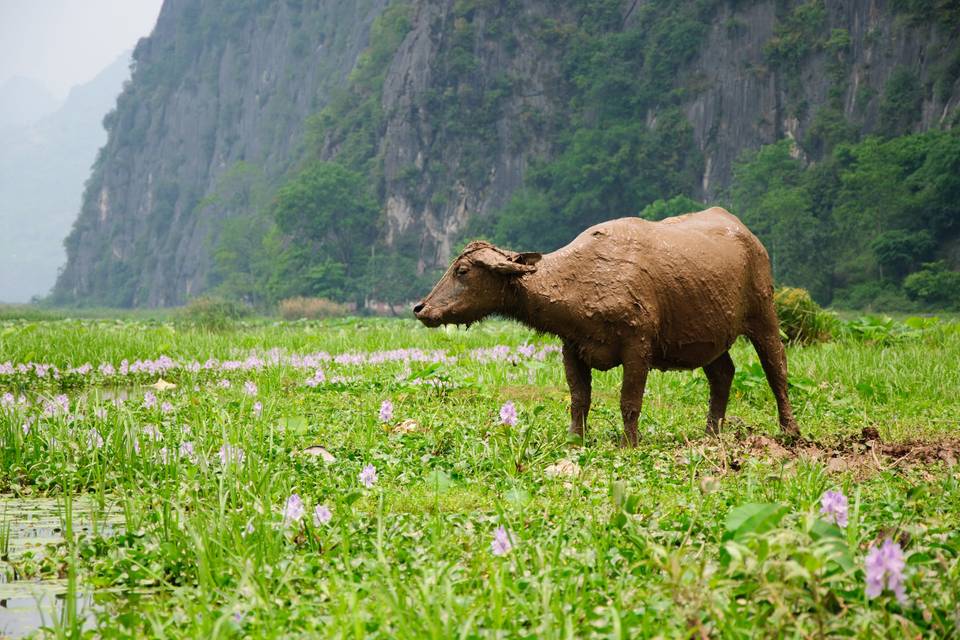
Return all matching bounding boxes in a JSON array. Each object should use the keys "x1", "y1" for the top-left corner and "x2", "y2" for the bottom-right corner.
[{"x1": 684, "y1": 422, "x2": 960, "y2": 478}]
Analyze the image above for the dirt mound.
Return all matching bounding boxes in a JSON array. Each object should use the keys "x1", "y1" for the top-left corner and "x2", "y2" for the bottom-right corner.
[{"x1": 685, "y1": 425, "x2": 960, "y2": 477}]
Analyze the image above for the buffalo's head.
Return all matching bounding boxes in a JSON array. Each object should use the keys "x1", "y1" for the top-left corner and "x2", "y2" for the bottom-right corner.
[{"x1": 413, "y1": 241, "x2": 542, "y2": 327}]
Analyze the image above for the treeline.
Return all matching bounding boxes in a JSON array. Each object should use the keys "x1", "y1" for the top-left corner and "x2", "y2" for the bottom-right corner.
[{"x1": 724, "y1": 131, "x2": 960, "y2": 310}]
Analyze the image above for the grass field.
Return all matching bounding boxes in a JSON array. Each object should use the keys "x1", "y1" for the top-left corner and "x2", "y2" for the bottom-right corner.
[{"x1": 1, "y1": 315, "x2": 959, "y2": 638}]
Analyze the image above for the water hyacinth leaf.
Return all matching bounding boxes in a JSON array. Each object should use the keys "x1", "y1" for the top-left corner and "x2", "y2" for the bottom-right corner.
[
  {"x1": 424, "y1": 469, "x2": 452, "y2": 493},
  {"x1": 611, "y1": 480, "x2": 628, "y2": 509},
  {"x1": 504, "y1": 487, "x2": 531, "y2": 507},
  {"x1": 342, "y1": 491, "x2": 363, "y2": 507},
  {"x1": 723, "y1": 503, "x2": 789, "y2": 541},
  {"x1": 279, "y1": 416, "x2": 309, "y2": 433}
]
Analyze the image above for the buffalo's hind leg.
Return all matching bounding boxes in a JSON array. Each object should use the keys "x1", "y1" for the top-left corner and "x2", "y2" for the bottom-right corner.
[
  {"x1": 562, "y1": 342, "x2": 592, "y2": 440},
  {"x1": 703, "y1": 351, "x2": 735, "y2": 435},
  {"x1": 620, "y1": 342, "x2": 652, "y2": 447},
  {"x1": 747, "y1": 313, "x2": 800, "y2": 437}
]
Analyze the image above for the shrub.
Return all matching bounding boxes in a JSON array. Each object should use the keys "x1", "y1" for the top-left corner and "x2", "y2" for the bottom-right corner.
[
  {"x1": 177, "y1": 296, "x2": 250, "y2": 330},
  {"x1": 279, "y1": 297, "x2": 351, "y2": 320},
  {"x1": 903, "y1": 261, "x2": 960, "y2": 310},
  {"x1": 774, "y1": 287, "x2": 837, "y2": 344}
]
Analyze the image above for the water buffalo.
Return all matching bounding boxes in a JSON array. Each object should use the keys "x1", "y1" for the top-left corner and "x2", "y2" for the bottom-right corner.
[{"x1": 413, "y1": 207, "x2": 800, "y2": 445}]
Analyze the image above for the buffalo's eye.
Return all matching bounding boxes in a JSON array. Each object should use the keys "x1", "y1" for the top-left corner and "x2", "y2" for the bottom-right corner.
[{"x1": 456, "y1": 265, "x2": 470, "y2": 276}]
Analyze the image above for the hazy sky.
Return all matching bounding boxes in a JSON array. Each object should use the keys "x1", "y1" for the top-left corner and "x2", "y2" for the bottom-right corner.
[{"x1": 0, "y1": 0, "x2": 163, "y2": 98}]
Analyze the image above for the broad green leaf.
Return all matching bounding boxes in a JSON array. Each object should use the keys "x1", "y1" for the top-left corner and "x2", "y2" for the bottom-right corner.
[
  {"x1": 724, "y1": 502, "x2": 788, "y2": 540},
  {"x1": 424, "y1": 469, "x2": 452, "y2": 493}
]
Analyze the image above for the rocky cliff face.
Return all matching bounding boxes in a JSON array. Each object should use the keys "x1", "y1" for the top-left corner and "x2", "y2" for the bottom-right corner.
[
  {"x1": 55, "y1": 0, "x2": 387, "y2": 306},
  {"x1": 683, "y1": 0, "x2": 960, "y2": 195},
  {"x1": 54, "y1": 0, "x2": 959, "y2": 306}
]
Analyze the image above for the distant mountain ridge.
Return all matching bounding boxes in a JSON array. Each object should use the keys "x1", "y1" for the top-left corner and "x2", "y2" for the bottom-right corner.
[
  {"x1": 0, "y1": 53, "x2": 131, "y2": 302},
  {"x1": 0, "y1": 76, "x2": 59, "y2": 130}
]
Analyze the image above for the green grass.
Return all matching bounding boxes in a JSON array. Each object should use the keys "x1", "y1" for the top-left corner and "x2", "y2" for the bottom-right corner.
[{"x1": 1, "y1": 316, "x2": 959, "y2": 637}]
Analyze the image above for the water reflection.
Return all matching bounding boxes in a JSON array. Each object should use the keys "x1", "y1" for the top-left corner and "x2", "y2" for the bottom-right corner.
[{"x1": 0, "y1": 497, "x2": 123, "y2": 637}]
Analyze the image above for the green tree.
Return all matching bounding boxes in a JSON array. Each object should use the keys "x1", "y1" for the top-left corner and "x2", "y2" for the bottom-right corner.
[{"x1": 271, "y1": 162, "x2": 379, "y2": 301}]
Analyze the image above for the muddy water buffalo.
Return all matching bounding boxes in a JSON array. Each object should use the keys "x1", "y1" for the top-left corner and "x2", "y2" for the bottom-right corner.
[{"x1": 414, "y1": 207, "x2": 799, "y2": 445}]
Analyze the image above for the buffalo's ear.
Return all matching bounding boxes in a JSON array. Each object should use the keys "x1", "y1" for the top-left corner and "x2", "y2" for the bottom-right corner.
[
  {"x1": 512, "y1": 252, "x2": 542, "y2": 267},
  {"x1": 474, "y1": 249, "x2": 539, "y2": 275}
]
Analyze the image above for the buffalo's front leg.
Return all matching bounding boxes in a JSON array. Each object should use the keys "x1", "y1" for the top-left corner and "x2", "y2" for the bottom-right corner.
[
  {"x1": 620, "y1": 344, "x2": 651, "y2": 447},
  {"x1": 562, "y1": 342, "x2": 592, "y2": 439}
]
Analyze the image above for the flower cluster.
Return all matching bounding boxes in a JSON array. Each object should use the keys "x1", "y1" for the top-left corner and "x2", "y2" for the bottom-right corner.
[
  {"x1": 499, "y1": 401, "x2": 517, "y2": 427},
  {"x1": 865, "y1": 539, "x2": 907, "y2": 603},
  {"x1": 281, "y1": 494, "x2": 333, "y2": 528},
  {"x1": 819, "y1": 490, "x2": 849, "y2": 527},
  {"x1": 378, "y1": 400, "x2": 393, "y2": 423},
  {"x1": 0, "y1": 343, "x2": 561, "y2": 390}
]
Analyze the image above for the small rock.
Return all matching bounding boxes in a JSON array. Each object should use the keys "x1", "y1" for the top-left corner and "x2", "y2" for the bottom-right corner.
[
  {"x1": 545, "y1": 458, "x2": 580, "y2": 478},
  {"x1": 151, "y1": 378, "x2": 177, "y2": 391},
  {"x1": 391, "y1": 419, "x2": 421, "y2": 435},
  {"x1": 699, "y1": 476, "x2": 721, "y2": 494},
  {"x1": 301, "y1": 446, "x2": 335, "y2": 464}
]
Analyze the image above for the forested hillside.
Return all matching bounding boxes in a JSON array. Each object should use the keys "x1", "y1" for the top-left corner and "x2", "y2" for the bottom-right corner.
[{"x1": 52, "y1": 0, "x2": 960, "y2": 309}]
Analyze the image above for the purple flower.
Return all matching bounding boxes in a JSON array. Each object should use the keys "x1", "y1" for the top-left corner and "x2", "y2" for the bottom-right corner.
[
  {"x1": 283, "y1": 494, "x2": 305, "y2": 524},
  {"x1": 252, "y1": 401, "x2": 263, "y2": 418},
  {"x1": 305, "y1": 369, "x2": 326, "y2": 387},
  {"x1": 143, "y1": 391, "x2": 157, "y2": 409},
  {"x1": 93, "y1": 407, "x2": 108, "y2": 420},
  {"x1": 378, "y1": 400, "x2": 393, "y2": 423},
  {"x1": 359, "y1": 464, "x2": 377, "y2": 488},
  {"x1": 179, "y1": 441, "x2": 196, "y2": 462},
  {"x1": 865, "y1": 539, "x2": 907, "y2": 603},
  {"x1": 243, "y1": 380, "x2": 258, "y2": 396},
  {"x1": 313, "y1": 504, "x2": 332, "y2": 526},
  {"x1": 218, "y1": 443, "x2": 246, "y2": 465},
  {"x1": 491, "y1": 525, "x2": 513, "y2": 556},
  {"x1": 499, "y1": 401, "x2": 517, "y2": 426},
  {"x1": 819, "y1": 490, "x2": 849, "y2": 527},
  {"x1": 217, "y1": 379, "x2": 231, "y2": 389},
  {"x1": 88, "y1": 429, "x2": 104, "y2": 449},
  {"x1": 142, "y1": 424, "x2": 162, "y2": 441},
  {"x1": 160, "y1": 401, "x2": 174, "y2": 414}
]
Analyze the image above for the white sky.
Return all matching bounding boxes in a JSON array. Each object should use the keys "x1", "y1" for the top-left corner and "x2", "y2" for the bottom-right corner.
[{"x1": 0, "y1": 0, "x2": 163, "y2": 98}]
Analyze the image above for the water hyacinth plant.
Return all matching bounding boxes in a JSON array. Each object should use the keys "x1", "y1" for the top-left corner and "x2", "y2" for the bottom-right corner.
[
  {"x1": 282, "y1": 494, "x2": 305, "y2": 524},
  {"x1": 490, "y1": 526, "x2": 513, "y2": 556},
  {"x1": 819, "y1": 489, "x2": 849, "y2": 527},
  {"x1": 359, "y1": 464, "x2": 377, "y2": 488},
  {"x1": 865, "y1": 539, "x2": 907, "y2": 603},
  {"x1": 378, "y1": 399, "x2": 393, "y2": 423},
  {"x1": 313, "y1": 505, "x2": 332, "y2": 526},
  {"x1": 499, "y1": 400, "x2": 517, "y2": 426}
]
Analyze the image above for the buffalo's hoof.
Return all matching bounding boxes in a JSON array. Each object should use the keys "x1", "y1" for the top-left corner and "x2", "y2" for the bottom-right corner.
[{"x1": 566, "y1": 431, "x2": 585, "y2": 447}]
